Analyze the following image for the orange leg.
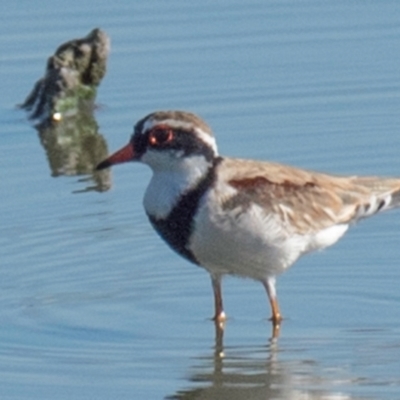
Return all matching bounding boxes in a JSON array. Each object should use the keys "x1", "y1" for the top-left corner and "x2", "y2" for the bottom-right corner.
[
  {"x1": 263, "y1": 277, "x2": 283, "y2": 325},
  {"x1": 211, "y1": 275, "x2": 226, "y2": 323}
]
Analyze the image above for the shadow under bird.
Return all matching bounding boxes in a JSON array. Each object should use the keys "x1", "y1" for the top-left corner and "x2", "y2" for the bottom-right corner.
[{"x1": 97, "y1": 110, "x2": 400, "y2": 329}]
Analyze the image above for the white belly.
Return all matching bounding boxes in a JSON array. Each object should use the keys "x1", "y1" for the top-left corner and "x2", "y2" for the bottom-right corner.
[
  {"x1": 188, "y1": 191, "x2": 349, "y2": 281},
  {"x1": 188, "y1": 197, "x2": 305, "y2": 280}
]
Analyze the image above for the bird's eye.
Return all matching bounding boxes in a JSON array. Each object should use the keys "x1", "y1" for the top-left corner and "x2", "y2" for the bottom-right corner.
[{"x1": 148, "y1": 127, "x2": 174, "y2": 146}]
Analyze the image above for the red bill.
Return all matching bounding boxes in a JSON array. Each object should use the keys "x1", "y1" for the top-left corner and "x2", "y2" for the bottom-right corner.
[{"x1": 96, "y1": 142, "x2": 135, "y2": 170}]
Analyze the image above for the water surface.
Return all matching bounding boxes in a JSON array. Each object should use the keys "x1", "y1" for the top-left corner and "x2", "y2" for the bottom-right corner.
[{"x1": 1, "y1": 1, "x2": 400, "y2": 399}]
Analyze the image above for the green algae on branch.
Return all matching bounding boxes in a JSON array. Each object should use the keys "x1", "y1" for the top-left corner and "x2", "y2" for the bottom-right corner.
[
  {"x1": 20, "y1": 28, "x2": 112, "y2": 193},
  {"x1": 21, "y1": 28, "x2": 110, "y2": 125}
]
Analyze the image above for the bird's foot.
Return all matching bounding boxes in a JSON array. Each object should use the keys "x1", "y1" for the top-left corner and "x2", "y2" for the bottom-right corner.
[
  {"x1": 212, "y1": 311, "x2": 226, "y2": 330},
  {"x1": 269, "y1": 314, "x2": 282, "y2": 339},
  {"x1": 269, "y1": 313, "x2": 283, "y2": 325}
]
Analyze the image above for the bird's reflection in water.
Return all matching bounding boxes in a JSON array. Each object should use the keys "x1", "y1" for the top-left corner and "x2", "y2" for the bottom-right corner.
[
  {"x1": 166, "y1": 322, "x2": 363, "y2": 400},
  {"x1": 35, "y1": 108, "x2": 111, "y2": 193}
]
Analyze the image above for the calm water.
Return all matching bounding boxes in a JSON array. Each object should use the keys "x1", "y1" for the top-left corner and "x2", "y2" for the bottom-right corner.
[{"x1": 1, "y1": 1, "x2": 400, "y2": 399}]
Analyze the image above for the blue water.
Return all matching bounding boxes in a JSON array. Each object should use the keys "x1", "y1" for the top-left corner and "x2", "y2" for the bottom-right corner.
[{"x1": 1, "y1": 1, "x2": 400, "y2": 399}]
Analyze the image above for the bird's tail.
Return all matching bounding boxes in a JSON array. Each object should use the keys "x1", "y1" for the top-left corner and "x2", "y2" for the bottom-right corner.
[{"x1": 350, "y1": 177, "x2": 400, "y2": 220}]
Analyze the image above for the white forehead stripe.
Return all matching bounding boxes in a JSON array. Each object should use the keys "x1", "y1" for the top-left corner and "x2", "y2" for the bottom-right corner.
[
  {"x1": 141, "y1": 118, "x2": 218, "y2": 155},
  {"x1": 194, "y1": 127, "x2": 218, "y2": 155}
]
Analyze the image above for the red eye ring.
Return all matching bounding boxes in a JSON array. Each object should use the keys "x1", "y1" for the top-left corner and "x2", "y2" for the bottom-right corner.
[{"x1": 148, "y1": 126, "x2": 174, "y2": 146}]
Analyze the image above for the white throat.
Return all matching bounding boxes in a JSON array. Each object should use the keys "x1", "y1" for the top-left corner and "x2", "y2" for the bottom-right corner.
[{"x1": 142, "y1": 151, "x2": 213, "y2": 219}]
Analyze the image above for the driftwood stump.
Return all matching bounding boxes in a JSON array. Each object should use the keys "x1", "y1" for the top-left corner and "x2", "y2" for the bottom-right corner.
[
  {"x1": 21, "y1": 28, "x2": 111, "y2": 192},
  {"x1": 21, "y1": 28, "x2": 110, "y2": 124}
]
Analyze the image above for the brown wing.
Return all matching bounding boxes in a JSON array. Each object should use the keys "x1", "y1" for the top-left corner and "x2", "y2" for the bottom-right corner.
[{"x1": 218, "y1": 157, "x2": 400, "y2": 234}]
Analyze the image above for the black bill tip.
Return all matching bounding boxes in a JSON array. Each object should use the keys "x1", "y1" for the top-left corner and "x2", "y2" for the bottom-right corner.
[{"x1": 96, "y1": 159, "x2": 112, "y2": 171}]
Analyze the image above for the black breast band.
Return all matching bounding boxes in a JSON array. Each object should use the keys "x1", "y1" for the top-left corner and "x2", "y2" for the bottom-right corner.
[{"x1": 148, "y1": 157, "x2": 222, "y2": 264}]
